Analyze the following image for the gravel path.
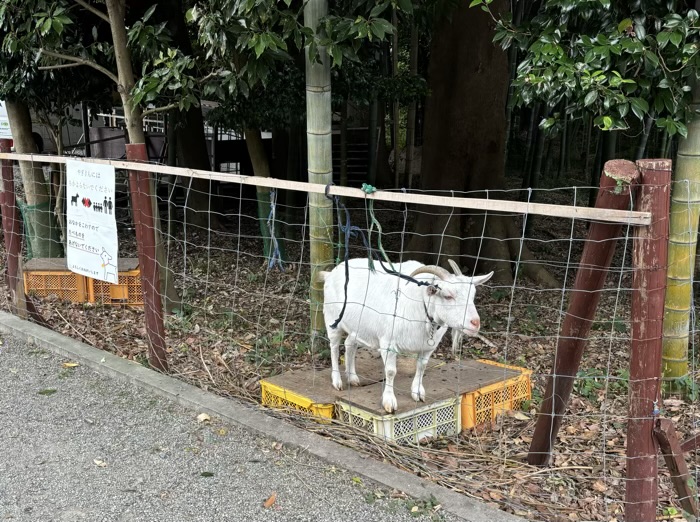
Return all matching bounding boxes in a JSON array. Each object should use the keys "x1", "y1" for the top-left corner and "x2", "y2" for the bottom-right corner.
[{"x1": 0, "y1": 334, "x2": 456, "y2": 522}]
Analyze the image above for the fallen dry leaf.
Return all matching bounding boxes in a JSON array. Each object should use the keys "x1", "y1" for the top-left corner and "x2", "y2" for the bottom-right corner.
[
  {"x1": 509, "y1": 411, "x2": 530, "y2": 421},
  {"x1": 197, "y1": 413, "x2": 211, "y2": 423},
  {"x1": 592, "y1": 480, "x2": 608, "y2": 493},
  {"x1": 93, "y1": 459, "x2": 107, "y2": 468},
  {"x1": 263, "y1": 492, "x2": 277, "y2": 508},
  {"x1": 62, "y1": 362, "x2": 79, "y2": 368}
]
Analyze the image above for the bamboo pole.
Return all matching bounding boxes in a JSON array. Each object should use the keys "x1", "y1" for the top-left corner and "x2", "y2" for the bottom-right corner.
[
  {"x1": 626, "y1": 159, "x2": 671, "y2": 522},
  {"x1": 304, "y1": 0, "x2": 334, "y2": 343},
  {"x1": 661, "y1": 84, "x2": 700, "y2": 387}
]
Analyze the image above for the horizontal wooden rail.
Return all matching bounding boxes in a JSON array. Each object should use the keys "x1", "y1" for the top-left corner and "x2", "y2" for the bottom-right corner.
[{"x1": 1, "y1": 153, "x2": 652, "y2": 226}]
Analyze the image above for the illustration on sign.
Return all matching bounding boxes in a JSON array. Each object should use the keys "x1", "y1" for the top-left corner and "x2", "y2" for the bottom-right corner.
[{"x1": 66, "y1": 160, "x2": 119, "y2": 284}]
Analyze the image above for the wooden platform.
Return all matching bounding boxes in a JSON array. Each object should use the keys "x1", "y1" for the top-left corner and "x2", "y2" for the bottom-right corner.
[{"x1": 262, "y1": 353, "x2": 521, "y2": 416}]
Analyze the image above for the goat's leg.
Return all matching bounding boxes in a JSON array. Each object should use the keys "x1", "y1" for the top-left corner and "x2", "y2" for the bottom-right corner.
[
  {"x1": 379, "y1": 346, "x2": 398, "y2": 413},
  {"x1": 329, "y1": 329, "x2": 344, "y2": 390},
  {"x1": 344, "y1": 335, "x2": 360, "y2": 386},
  {"x1": 411, "y1": 350, "x2": 434, "y2": 402}
]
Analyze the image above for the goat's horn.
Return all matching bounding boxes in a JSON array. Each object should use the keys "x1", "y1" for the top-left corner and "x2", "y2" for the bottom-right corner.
[
  {"x1": 447, "y1": 259, "x2": 462, "y2": 276},
  {"x1": 409, "y1": 265, "x2": 452, "y2": 280}
]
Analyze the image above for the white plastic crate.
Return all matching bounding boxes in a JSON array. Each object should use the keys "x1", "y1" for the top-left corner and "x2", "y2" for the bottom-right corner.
[{"x1": 337, "y1": 396, "x2": 461, "y2": 444}]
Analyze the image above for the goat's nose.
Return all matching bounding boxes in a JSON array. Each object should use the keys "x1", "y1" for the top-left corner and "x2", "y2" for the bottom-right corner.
[{"x1": 470, "y1": 318, "x2": 480, "y2": 329}]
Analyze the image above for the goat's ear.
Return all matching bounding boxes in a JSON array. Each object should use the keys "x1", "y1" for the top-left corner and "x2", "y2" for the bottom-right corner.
[
  {"x1": 427, "y1": 285, "x2": 439, "y2": 296},
  {"x1": 470, "y1": 271, "x2": 494, "y2": 286}
]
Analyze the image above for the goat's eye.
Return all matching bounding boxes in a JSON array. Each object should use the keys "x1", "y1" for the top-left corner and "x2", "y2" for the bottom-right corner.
[{"x1": 445, "y1": 295, "x2": 454, "y2": 300}]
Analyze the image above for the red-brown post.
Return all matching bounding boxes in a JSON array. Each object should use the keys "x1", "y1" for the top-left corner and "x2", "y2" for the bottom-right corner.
[
  {"x1": 0, "y1": 139, "x2": 23, "y2": 314},
  {"x1": 626, "y1": 159, "x2": 671, "y2": 522},
  {"x1": 125, "y1": 143, "x2": 168, "y2": 372},
  {"x1": 528, "y1": 160, "x2": 641, "y2": 465},
  {"x1": 654, "y1": 419, "x2": 699, "y2": 518}
]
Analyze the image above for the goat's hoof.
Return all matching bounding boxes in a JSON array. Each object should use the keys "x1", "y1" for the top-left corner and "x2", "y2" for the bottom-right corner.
[
  {"x1": 382, "y1": 393, "x2": 398, "y2": 413},
  {"x1": 331, "y1": 372, "x2": 344, "y2": 391},
  {"x1": 411, "y1": 387, "x2": 425, "y2": 402},
  {"x1": 347, "y1": 373, "x2": 360, "y2": 387}
]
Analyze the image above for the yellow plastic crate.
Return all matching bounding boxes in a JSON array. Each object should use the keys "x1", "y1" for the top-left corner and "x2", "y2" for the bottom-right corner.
[
  {"x1": 337, "y1": 396, "x2": 461, "y2": 444},
  {"x1": 88, "y1": 265, "x2": 143, "y2": 306},
  {"x1": 461, "y1": 359, "x2": 532, "y2": 429},
  {"x1": 260, "y1": 380, "x2": 335, "y2": 420},
  {"x1": 23, "y1": 269, "x2": 88, "y2": 303}
]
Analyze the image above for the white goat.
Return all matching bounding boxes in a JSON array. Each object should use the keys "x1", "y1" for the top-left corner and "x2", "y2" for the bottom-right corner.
[{"x1": 320, "y1": 258, "x2": 493, "y2": 413}]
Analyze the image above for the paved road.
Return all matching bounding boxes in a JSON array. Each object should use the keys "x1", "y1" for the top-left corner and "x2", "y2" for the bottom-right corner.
[{"x1": 0, "y1": 334, "x2": 457, "y2": 522}]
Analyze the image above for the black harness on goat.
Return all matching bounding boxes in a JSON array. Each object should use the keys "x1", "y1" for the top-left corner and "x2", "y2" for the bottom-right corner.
[{"x1": 423, "y1": 301, "x2": 446, "y2": 346}]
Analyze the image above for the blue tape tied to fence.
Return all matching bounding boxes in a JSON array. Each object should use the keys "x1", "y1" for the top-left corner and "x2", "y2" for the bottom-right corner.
[{"x1": 267, "y1": 190, "x2": 284, "y2": 271}]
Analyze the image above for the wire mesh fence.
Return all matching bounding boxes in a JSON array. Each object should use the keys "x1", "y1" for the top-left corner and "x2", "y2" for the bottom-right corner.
[{"x1": 1, "y1": 152, "x2": 698, "y2": 521}]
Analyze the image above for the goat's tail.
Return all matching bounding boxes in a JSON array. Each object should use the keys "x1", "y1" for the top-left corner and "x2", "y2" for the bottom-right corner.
[{"x1": 317, "y1": 271, "x2": 330, "y2": 283}]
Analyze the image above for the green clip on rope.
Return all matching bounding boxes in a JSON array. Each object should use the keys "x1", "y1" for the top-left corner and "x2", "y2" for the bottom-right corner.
[{"x1": 361, "y1": 184, "x2": 395, "y2": 274}]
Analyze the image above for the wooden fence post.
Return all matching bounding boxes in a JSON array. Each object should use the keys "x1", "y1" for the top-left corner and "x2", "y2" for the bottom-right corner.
[
  {"x1": 654, "y1": 419, "x2": 699, "y2": 518},
  {"x1": 626, "y1": 159, "x2": 671, "y2": 522},
  {"x1": 528, "y1": 160, "x2": 640, "y2": 465},
  {"x1": 125, "y1": 143, "x2": 168, "y2": 372},
  {"x1": 0, "y1": 138, "x2": 26, "y2": 317}
]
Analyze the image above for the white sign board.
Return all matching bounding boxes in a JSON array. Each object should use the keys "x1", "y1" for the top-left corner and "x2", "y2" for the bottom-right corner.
[
  {"x1": 66, "y1": 160, "x2": 119, "y2": 284},
  {"x1": 0, "y1": 101, "x2": 12, "y2": 139}
]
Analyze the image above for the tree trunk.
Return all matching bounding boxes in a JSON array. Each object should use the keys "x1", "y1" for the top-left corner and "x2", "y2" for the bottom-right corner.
[
  {"x1": 589, "y1": 131, "x2": 617, "y2": 207},
  {"x1": 52, "y1": 129, "x2": 66, "y2": 249},
  {"x1": 304, "y1": 0, "x2": 335, "y2": 343},
  {"x1": 405, "y1": 24, "x2": 419, "y2": 189},
  {"x1": 557, "y1": 112, "x2": 568, "y2": 179},
  {"x1": 163, "y1": 0, "x2": 220, "y2": 230},
  {"x1": 405, "y1": 0, "x2": 556, "y2": 287},
  {"x1": 176, "y1": 108, "x2": 220, "y2": 230},
  {"x1": 368, "y1": 95, "x2": 379, "y2": 186},
  {"x1": 522, "y1": 104, "x2": 540, "y2": 184},
  {"x1": 375, "y1": 101, "x2": 393, "y2": 188},
  {"x1": 106, "y1": 0, "x2": 179, "y2": 312},
  {"x1": 392, "y1": 8, "x2": 401, "y2": 188},
  {"x1": 5, "y1": 100, "x2": 63, "y2": 258},
  {"x1": 166, "y1": 111, "x2": 178, "y2": 247},
  {"x1": 245, "y1": 127, "x2": 286, "y2": 263},
  {"x1": 635, "y1": 113, "x2": 655, "y2": 161},
  {"x1": 527, "y1": 109, "x2": 548, "y2": 194},
  {"x1": 284, "y1": 123, "x2": 304, "y2": 238},
  {"x1": 583, "y1": 114, "x2": 593, "y2": 177}
]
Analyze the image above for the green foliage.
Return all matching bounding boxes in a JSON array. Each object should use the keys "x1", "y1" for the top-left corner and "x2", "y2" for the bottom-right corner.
[
  {"x1": 0, "y1": 0, "x2": 206, "y2": 122},
  {"x1": 574, "y1": 367, "x2": 629, "y2": 403},
  {"x1": 663, "y1": 373, "x2": 699, "y2": 401},
  {"x1": 189, "y1": 0, "x2": 418, "y2": 129},
  {"x1": 244, "y1": 329, "x2": 310, "y2": 368},
  {"x1": 472, "y1": 0, "x2": 700, "y2": 136}
]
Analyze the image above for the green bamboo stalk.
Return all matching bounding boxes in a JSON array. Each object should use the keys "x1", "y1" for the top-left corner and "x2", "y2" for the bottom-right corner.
[
  {"x1": 304, "y1": 0, "x2": 334, "y2": 343},
  {"x1": 662, "y1": 83, "x2": 700, "y2": 388}
]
